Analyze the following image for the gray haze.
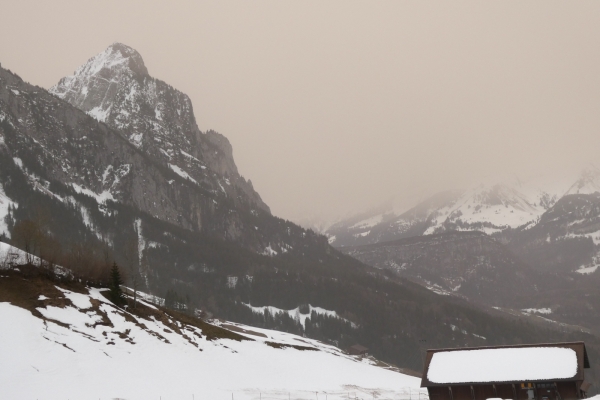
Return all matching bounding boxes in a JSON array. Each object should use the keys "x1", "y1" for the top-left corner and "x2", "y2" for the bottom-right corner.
[{"x1": 1, "y1": 1, "x2": 600, "y2": 223}]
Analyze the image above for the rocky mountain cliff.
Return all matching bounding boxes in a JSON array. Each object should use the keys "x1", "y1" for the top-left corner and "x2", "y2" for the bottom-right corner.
[
  {"x1": 49, "y1": 43, "x2": 268, "y2": 214},
  {"x1": 0, "y1": 56, "x2": 320, "y2": 257}
]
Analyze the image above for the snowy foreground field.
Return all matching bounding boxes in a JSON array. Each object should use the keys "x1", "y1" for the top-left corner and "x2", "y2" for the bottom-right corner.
[{"x1": 0, "y1": 244, "x2": 421, "y2": 400}]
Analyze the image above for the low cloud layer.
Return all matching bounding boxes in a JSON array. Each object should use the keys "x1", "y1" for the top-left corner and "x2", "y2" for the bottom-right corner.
[{"x1": 2, "y1": 1, "x2": 599, "y2": 223}]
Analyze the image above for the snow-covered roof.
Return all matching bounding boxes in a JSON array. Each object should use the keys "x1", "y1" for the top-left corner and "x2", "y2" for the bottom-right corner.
[{"x1": 421, "y1": 343, "x2": 588, "y2": 386}]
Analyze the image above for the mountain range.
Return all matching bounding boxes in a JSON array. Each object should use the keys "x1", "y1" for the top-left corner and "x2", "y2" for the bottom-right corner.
[
  {"x1": 328, "y1": 169, "x2": 600, "y2": 340},
  {"x1": 326, "y1": 170, "x2": 600, "y2": 247},
  {"x1": 1, "y1": 43, "x2": 599, "y2": 387}
]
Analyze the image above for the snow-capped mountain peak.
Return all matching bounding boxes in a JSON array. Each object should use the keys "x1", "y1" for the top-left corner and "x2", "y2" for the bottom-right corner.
[
  {"x1": 50, "y1": 43, "x2": 148, "y2": 122},
  {"x1": 326, "y1": 179, "x2": 562, "y2": 247},
  {"x1": 49, "y1": 43, "x2": 270, "y2": 213},
  {"x1": 423, "y1": 182, "x2": 546, "y2": 235}
]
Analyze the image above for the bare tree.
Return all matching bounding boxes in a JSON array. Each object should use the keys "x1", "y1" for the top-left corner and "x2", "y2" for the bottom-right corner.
[
  {"x1": 11, "y1": 219, "x2": 42, "y2": 265},
  {"x1": 31, "y1": 206, "x2": 51, "y2": 264},
  {"x1": 123, "y1": 237, "x2": 140, "y2": 309}
]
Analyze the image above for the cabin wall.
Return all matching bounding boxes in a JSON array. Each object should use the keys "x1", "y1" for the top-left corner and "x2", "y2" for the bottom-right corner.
[
  {"x1": 496, "y1": 384, "x2": 516, "y2": 399},
  {"x1": 451, "y1": 385, "x2": 473, "y2": 400},
  {"x1": 428, "y1": 386, "x2": 451, "y2": 400},
  {"x1": 556, "y1": 381, "x2": 579, "y2": 400},
  {"x1": 426, "y1": 381, "x2": 583, "y2": 400},
  {"x1": 472, "y1": 384, "x2": 496, "y2": 400}
]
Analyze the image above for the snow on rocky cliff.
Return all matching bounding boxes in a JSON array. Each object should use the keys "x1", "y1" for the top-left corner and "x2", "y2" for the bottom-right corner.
[
  {"x1": 326, "y1": 173, "x2": 585, "y2": 247},
  {"x1": 50, "y1": 43, "x2": 269, "y2": 213}
]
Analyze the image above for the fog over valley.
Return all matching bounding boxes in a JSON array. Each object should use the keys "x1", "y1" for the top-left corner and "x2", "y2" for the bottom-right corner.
[{"x1": 2, "y1": 1, "x2": 600, "y2": 224}]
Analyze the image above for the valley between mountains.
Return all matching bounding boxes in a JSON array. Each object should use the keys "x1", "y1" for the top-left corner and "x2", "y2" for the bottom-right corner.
[{"x1": 1, "y1": 43, "x2": 599, "y2": 396}]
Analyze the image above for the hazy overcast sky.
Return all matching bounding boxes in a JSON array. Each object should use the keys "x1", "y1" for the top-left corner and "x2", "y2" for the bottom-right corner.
[{"x1": 2, "y1": 1, "x2": 600, "y2": 223}]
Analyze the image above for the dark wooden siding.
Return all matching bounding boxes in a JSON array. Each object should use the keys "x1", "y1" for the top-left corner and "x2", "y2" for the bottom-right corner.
[
  {"x1": 428, "y1": 386, "x2": 451, "y2": 400},
  {"x1": 450, "y1": 385, "x2": 472, "y2": 400},
  {"x1": 472, "y1": 384, "x2": 495, "y2": 400},
  {"x1": 496, "y1": 384, "x2": 516, "y2": 399},
  {"x1": 556, "y1": 381, "x2": 579, "y2": 400},
  {"x1": 427, "y1": 382, "x2": 583, "y2": 400}
]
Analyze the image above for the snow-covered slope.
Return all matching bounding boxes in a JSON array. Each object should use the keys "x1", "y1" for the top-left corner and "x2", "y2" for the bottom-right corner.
[{"x1": 0, "y1": 263, "x2": 421, "y2": 400}]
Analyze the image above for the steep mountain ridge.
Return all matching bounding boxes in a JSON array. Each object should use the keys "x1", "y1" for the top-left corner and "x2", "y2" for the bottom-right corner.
[
  {"x1": 0, "y1": 61, "x2": 321, "y2": 259},
  {"x1": 50, "y1": 43, "x2": 268, "y2": 213}
]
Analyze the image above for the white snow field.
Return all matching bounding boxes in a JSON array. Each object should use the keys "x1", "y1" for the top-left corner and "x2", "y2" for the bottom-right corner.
[
  {"x1": 0, "y1": 253, "x2": 421, "y2": 400},
  {"x1": 427, "y1": 347, "x2": 578, "y2": 384}
]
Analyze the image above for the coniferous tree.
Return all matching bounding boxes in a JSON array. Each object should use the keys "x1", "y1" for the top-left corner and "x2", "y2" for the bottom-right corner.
[{"x1": 109, "y1": 262, "x2": 125, "y2": 306}]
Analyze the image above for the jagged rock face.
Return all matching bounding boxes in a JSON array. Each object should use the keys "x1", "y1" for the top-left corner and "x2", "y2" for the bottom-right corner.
[
  {"x1": 50, "y1": 43, "x2": 269, "y2": 214},
  {"x1": 0, "y1": 65, "x2": 273, "y2": 246}
]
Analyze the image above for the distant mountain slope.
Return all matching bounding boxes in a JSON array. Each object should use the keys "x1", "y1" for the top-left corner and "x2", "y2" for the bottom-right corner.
[
  {"x1": 49, "y1": 43, "x2": 268, "y2": 213},
  {"x1": 327, "y1": 181, "x2": 558, "y2": 248},
  {"x1": 331, "y1": 171, "x2": 600, "y2": 337},
  {"x1": 507, "y1": 192, "x2": 600, "y2": 274},
  {"x1": 326, "y1": 191, "x2": 457, "y2": 247},
  {"x1": 565, "y1": 165, "x2": 600, "y2": 196},
  {"x1": 341, "y1": 231, "x2": 553, "y2": 308},
  {"x1": 327, "y1": 169, "x2": 600, "y2": 249}
]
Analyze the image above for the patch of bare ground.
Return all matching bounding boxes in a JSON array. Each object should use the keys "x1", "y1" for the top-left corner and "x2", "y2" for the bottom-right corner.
[
  {"x1": 1, "y1": 265, "x2": 250, "y2": 348},
  {"x1": 0, "y1": 264, "x2": 78, "y2": 319},
  {"x1": 162, "y1": 307, "x2": 249, "y2": 342},
  {"x1": 264, "y1": 341, "x2": 317, "y2": 351},
  {"x1": 221, "y1": 323, "x2": 269, "y2": 338}
]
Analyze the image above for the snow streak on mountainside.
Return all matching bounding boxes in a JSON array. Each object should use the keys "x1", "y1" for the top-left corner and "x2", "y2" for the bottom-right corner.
[
  {"x1": 50, "y1": 43, "x2": 269, "y2": 213},
  {"x1": 0, "y1": 182, "x2": 16, "y2": 237}
]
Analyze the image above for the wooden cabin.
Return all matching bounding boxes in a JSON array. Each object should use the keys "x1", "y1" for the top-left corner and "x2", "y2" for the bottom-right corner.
[{"x1": 421, "y1": 342, "x2": 591, "y2": 400}]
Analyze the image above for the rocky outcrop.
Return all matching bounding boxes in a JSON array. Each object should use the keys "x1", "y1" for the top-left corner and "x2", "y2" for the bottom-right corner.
[{"x1": 50, "y1": 43, "x2": 269, "y2": 214}]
